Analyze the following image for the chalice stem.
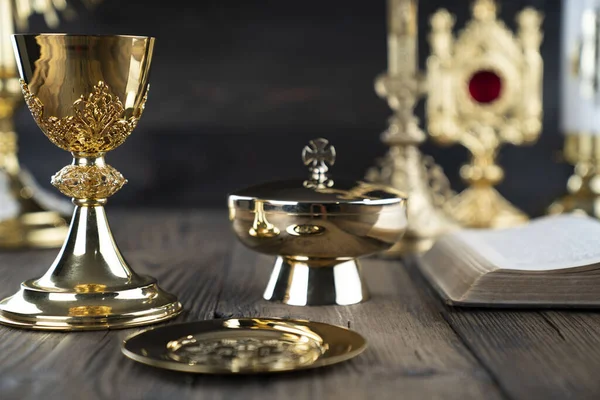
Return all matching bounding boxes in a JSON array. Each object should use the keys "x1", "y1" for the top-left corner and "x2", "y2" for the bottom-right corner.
[
  {"x1": 0, "y1": 153, "x2": 182, "y2": 330},
  {"x1": 34, "y1": 203, "x2": 147, "y2": 291},
  {"x1": 34, "y1": 153, "x2": 145, "y2": 289}
]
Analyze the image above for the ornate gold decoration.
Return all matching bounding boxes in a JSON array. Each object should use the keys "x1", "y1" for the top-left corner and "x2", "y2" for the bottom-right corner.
[
  {"x1": 20, "y1": 80, "x2": 148, "y2": 200},
  {"x1": 426, "y1": 0, "x2": 544, "y2": 228},
  {"x1": 167, "y1": 336, "x2": 323, "y2": 369},
  {"x1": 51, "y1": 164, "x2": 127, "y2": 199},
  {"x1": 366, "y1": 0, "x2": 457, "y2": 255},
  {"x1": 21, "y1": 80, "x2": 146, "y2": 153},
  {"x1": 0, "y1": 34, "x2": 181, "y2": 331}
]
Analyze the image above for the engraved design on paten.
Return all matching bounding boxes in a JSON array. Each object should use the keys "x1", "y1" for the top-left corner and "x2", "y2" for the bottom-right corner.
[
  {"x1": 51, "y1": 164, "x2": 127, "y2": 199},
  {"x1": 167, "y1": 336, "x2": 324, "y2": 370},
  {"x1": 20, "y1": 80, "x2": 148, "y2": 153},
  {"x1": 302, "y1": 138, "x2": 336, "y2": 188}
]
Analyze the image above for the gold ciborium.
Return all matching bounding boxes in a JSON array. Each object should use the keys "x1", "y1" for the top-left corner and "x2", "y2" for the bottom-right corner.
[
  {"x1": 229, "y1": 139, "x2": 408, "y2": 306},
  {"x1": 0, "y1": 34, "x2": 182, "y2": 330}
]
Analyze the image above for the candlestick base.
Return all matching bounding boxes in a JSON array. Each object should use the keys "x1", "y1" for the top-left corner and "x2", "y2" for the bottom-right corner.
[
  {"x1": 0, "y1": 169, "x2": 70, "y2": 248},
  {"x1": 548, "y1": 135, "x2": 600, "y2": 218}
]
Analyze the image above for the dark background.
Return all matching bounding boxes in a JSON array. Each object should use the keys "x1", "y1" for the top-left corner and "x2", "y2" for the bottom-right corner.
[{"x1": 15, "y1": 0, "x2": 566, "y2": 216}]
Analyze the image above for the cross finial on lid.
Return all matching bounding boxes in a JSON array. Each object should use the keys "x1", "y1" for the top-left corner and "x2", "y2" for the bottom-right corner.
[{"x1": 302, "y1": 138, "x2": 336, "y2": 188}]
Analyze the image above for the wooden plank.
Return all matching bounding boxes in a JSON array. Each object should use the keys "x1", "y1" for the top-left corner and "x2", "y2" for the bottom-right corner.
[
  {"x1": 179, "y1": 243, "x2": 505, "y2": 400},
  {"x1": 0, "y1": 211, "x2": 232, "y2": 400},
  {"x1": 406, "y1": 257, "x2": 600, "y2": 400}
]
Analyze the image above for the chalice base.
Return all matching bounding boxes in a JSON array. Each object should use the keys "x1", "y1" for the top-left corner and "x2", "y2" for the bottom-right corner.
[
  {"x1": 0, "y1": 169, "x2": 70, "y2": 248},
  {"x1": 449, "y1": 186, "x2": 528, "y2": 229},
  {"x1": 263, "y1": 257, "x2": 369, "y2": 306},
  {"x1": 0, "y1": 204, "x2": 182, "y2": 331}
]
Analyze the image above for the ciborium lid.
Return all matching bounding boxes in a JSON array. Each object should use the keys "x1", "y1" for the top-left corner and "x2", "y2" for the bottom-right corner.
[{"x1": 229, "y1": 138, "x2": 406, "y2": 215}]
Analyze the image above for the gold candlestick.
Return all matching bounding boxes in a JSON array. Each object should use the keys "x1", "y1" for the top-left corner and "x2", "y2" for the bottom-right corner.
[
  {"x1": 426, "y1": 0, "x2": 543, "y2": 229},
  {"x1": 366, "y1": 0, "x2": 457, "y2": 255},
  {"x1": 549, "y1": 5, "x2": 600, "y2": 218},
  {"x1": 0, "y1": 34, "x2": 182, "y2": 330},
  {"x1": 0, "y1": 0, "x2": 100, "y2": 248},
  {"x1": 549, "y1": 135, "x2": 600, "y2": 217}
]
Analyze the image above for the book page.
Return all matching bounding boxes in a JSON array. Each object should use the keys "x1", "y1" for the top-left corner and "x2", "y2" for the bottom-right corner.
[{"x1": 452, "y1": 215, "x2": 600, "y2": 271}]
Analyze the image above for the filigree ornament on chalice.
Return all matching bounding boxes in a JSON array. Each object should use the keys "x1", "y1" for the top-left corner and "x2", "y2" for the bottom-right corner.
[{"x1": 20, "y1": 80, "x2": 147, "y2": 199}]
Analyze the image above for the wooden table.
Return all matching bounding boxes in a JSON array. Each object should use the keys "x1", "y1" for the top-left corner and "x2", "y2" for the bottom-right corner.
[{"x1": 1, "y1": 210, "x2": 599, "y2": 400}]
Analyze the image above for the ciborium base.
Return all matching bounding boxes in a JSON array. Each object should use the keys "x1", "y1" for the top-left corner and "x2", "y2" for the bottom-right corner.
[
  {"x1": 263, "y1": 257, "x2": 369, "y2": 306},
  {"x1": 0, "y1": 169, "x2": 70, "y2": 248},
  {"x1": 0, "y1": 204, "x2": 182, "y2": 331},
  {"x1": 548, "y1": 193, "x2": 600, "y2": 218},
  {"x1": 449, "y1": 186, "x2": 528, "y2": 229}
]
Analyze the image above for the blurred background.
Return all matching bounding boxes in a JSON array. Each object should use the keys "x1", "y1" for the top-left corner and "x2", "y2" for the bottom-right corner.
[{"x1": 16, "y1": 0, "x2": 564, "y2": 216}]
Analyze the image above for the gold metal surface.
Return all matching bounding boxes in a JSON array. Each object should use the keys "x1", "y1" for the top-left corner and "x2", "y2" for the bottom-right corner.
[
  {"x1": 366, "y1": 0, "x2": 458, "y2": 255},
  {"x1": 0, "y1": 1, "x2": 103, "y2": 249},
  {"x1": 426, "y1": 0, "x2": 544, "y2": 229},
  {"x1": 549, "y1": 134, "x2": 600, "y2": 218},
  {"x1": 0, "y1": 34, "x2": 182, "y2": 331},
  {"x1": 122, "y1": 318, "x2": 367, "y2": 374},
  {"x1": 229, "y1": 139, "x2": 408, "y2": 306}
]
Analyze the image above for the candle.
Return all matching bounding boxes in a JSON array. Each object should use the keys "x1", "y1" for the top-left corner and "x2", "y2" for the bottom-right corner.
[
  {"x1": 562, "y1": 0, "x2": 600, "y2": 135},
  {"x1": 387, "y1": 0, "x2": 417, "y2": 77},
  {"x1": 0, "y1": 0, "x2": 16, "y2": 76}
]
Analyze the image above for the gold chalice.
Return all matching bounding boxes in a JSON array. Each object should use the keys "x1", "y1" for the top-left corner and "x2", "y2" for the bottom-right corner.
[{"x1": 0, "y1": 34, "x2": 182, "y2": 330}]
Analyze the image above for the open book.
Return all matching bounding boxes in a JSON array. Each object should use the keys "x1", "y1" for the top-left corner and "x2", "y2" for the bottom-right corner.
[{"x1": 418, "y1": 215, "x2": 600, "y2": 307}]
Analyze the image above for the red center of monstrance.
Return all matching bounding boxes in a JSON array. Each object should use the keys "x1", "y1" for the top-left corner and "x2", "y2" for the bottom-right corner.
[{"x1": 468, "y1": 70, "x2": 502, "y2": 104}]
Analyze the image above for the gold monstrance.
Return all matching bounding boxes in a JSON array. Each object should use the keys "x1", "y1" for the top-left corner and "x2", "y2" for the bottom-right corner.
[
  {"x1": 0, "y1": 0, "x2": 95, "y2": 247},
  {"x1": 426, "y1": 0, "x2": 543, "y2": 228},
  {"x1": 366, "y1": 0, "x2": 457, "y2": 255}
]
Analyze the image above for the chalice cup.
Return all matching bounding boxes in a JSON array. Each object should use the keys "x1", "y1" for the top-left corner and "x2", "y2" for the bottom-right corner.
[{"x1": 0, "y1": 34, "x2": 182, "y2": 330}]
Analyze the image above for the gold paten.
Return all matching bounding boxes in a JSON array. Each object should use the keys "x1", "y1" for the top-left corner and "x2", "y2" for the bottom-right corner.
[
  {"x1": 229, "y1": 139, "x2": 408, "y2": 306},
  {"x1": 0, "y1": 34, "x2": 182, "y2": 331},
  {"x1": 426, "y1": 0, "x2": 544, "y2": 228},
  {"x1": 366, "y1": 0, "x2": 458, "y2": 255},
  {"x1": 0, "y1": 2, "x2": 74, "y2": 249},
  {"x1": 549, "y1": 134, "x2": 600, "y2": 218},
  {"x1": 122, "y1": 318, "x2": 367, "y2": 374}
]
